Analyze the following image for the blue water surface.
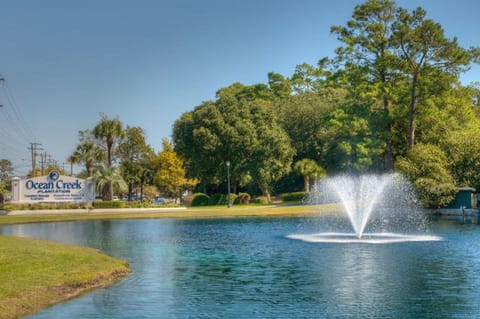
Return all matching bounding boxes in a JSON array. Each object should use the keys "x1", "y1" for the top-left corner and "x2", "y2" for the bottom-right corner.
[{"x1": 1, "y1": 216, "x2": 480, "y2": 319}]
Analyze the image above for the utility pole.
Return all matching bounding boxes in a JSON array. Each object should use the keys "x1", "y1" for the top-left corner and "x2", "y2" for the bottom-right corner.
[
  {"x1": 28, "y1": 142, "x2": 42, "y2": 176},
  {"x1": 66, "y1": 157, "x2": 74, "y2": 176},
  {"x1": 0, "y1": 77, "x2": 4, "y2": 108},
  {"x1": 40, "y1": 152, "x2": 45, "y2": 175}
]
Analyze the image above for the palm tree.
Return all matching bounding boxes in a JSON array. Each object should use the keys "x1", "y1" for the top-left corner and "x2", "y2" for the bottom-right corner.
[
  {"x1": 94, "y1": 165, "x2": 128, "y2": 201},
  {"x1": 294, "y1": 159, "x2": 326, "y2": 192},
  {"x1": 93, "y1": 114, "x2": 125, "y2": 167},
  {"x1": 70, "y1": 140, "x2": 105, "y2": 177}
]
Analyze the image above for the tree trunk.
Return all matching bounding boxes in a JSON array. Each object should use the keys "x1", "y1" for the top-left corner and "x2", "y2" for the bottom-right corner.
[
  {"x1": 103, "y1": 182, "x2": 113, "y2": 201},
  {"x1": 87, "y1": 164, "x2": 93, "y2": 177},
  {"x1": 408, "y1": 74, "x2": 418, "y2": 150},
  {"x1": 107, "y1": 142, "x2": 113, "y2": 167},
  {"x1": 304, "y1": 176, "x2": 310, "y2": 193},
  {"x1": 258, "y1": 182, "x2": 272, "y2": 203},
  {"x1": 383, "y1": 97, "x2": 394, "y2": 170},
  {"x1": 128, "y1": 183, "x2": 133, "y2": 201},
  {"x1": 381, "y1": 70, "x2": 393, "y2": 170}
]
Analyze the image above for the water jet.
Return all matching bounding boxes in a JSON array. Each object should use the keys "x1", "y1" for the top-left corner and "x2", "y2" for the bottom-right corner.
[{"x1": 289, "y1": 173, "x2": 442, "y2": 244}]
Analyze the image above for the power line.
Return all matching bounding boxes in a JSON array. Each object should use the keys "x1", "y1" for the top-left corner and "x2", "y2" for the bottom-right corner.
[
  {"x1": 0, "y1": 75, "x2": 65, "y2": 176},
  {"x1": 0, "y1": 75, "x2": 39, "y2": 145},
  {"x1": 0, "y1": 79, "x2": 38, "y2": 142},
  {"x1": 27, "y1": 142, "x2": 42, "y2": 175},
  {"x1": 0, "y1": 74, "x2": 46, "y2": 176}
]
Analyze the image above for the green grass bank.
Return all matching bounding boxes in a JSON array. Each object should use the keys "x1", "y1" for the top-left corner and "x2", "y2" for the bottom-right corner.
[
  {"x1": 0, "y1": 236, "x2": 130, "y2": 319},
  {"x1": 0, "y1": 204, "x2": 343, "y2": 226}
]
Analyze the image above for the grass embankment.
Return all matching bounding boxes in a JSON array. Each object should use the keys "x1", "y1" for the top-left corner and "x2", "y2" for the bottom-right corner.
[
  {"x1": 0, "y1": 236, "x2": 130, "y2": 319},
  {"x1": 0, "y1": 203, "x2": 344, "y2": 226}
]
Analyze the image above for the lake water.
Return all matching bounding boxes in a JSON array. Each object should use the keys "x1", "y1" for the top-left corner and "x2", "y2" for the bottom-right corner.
[{"x1": 1, "y1": 216, "x2": 480, "y2": 318}]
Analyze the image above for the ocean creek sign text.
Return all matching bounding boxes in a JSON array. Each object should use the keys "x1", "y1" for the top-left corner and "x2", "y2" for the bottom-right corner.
[{"x1": 11, "y1": 171, "x2": 95, "y2": 204}]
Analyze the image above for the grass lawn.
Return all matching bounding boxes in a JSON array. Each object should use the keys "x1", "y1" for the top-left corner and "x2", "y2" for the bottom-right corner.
[
  {"x1": 0, "y1": 203, "x2": 344, "y2": 226},
  {"x1": 0, "y1": 236, "x2": 130, "y2": 319}
]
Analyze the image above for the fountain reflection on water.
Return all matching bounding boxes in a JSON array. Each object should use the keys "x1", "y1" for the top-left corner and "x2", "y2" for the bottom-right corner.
[{"x1": 288, "y1": 173, "x2": 443, "y2": 244}]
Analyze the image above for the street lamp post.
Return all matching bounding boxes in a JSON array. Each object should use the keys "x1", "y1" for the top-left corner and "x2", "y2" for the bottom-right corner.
[{"x1": 226, "y1": 161, "x2": 231, "y2": 208}]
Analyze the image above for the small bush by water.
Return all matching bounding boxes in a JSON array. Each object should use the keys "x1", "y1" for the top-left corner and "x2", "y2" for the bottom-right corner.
[
  {"x1": 191, "y1": 193, "x2": 210, "y2": 206},
  {"x1": 234, "y1": 192, "x2": 251, "y2": 204},
  {"x1": 92, "y1": 200, "x2": 125, "y2": 209},
  {"x1": 2, "y1": 202, "x2": 92, "y2": 211},
  {"x1": 281, "y1": 192, "x2": 309, "y2": 202},
  {"x1": 253, "y1": 196, "x2": 269, "y2": 204},
  {"x1": 191, "y1": 192, "x2": 251, "y2": 206},
  {"x1": 208, "y1": 193, "x2": 238, "y2": 206}
]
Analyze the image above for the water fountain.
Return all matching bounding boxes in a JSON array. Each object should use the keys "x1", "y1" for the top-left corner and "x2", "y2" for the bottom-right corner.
[{"x1": 288, "y1": 173, "x2": 442, "y2": 244}]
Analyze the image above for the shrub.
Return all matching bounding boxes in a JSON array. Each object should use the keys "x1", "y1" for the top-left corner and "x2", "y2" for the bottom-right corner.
[
  {"x1": 414, "y1": 178, "x2": 457, "y2": 208},
  {"x1": 234, "y1": 192, "x2": 251, "y2": 205},
  {"x1": 92, "y1": 200, "x2": 124, "y2": 209},
  {"x1": 208, "y1": 193, "x2": 226, "y2": 205},
  {"x1": 253, "y1": 196, "x2": 269, "y2": 204},
  {"x1": 191, "y1": 193, "x2": 210, "y2": 206},
  {"x1": 395, "y1": 143, "x2": 456, "y2": 208},
  {"x1": 281, "y1": 192, "x2": 309, "y2": 202},
  {"x1": 208, "y1": 193, "x2": 238, "y2": 206},
  {"x1": 227, "y1": 193, "x2": 238, "y2": 206},
  {"x1": 3, "y1": 202, "x2": 91, "y2": 211}
]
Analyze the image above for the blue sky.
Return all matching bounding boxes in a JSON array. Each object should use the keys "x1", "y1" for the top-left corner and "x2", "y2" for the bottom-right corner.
[{"x1": 0, "y1": 0, "x2": 479, "y2": 175}]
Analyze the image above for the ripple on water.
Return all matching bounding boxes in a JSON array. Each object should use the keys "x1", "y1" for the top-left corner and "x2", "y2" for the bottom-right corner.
[{"x1": 287, "y1": 232, "x2": 443, "y2": 244}]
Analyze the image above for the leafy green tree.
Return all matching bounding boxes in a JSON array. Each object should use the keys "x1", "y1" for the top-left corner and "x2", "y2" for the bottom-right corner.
[
  {"x1": 173, "y1": 83, "x2": 294, "y2": 202},
  {"x1": 0, "y1": 159, "x2": 13, "y2": 192},
  {"x1": 267, "y1": 72, "x2": 291, "y2": 99},
  {"x1": 276, "y1": 90, "x2": 344, "y2": 165},
  {"x1": 328, "y1": 0, "x2": 479, "y2": 170},
  {"x1": 325, "y1": 102, "x2": 386, "y2": 173},
  {"x1": 392, "y1": 6, "x2": 473, "y2": 150},
  {"x1": 117, "y1": 126, "x2": 154, "y2": 163},
  {"x1": 70, "y1": 130, "x2": 105, "y2": 177},
  {"x1": 290, "y1": 62, "x2": 329, "y2": 94},
  {"x1": 395, "y1": 143, "x2": 456, "y2": 208},
  {"x1": 117, "y1": 126, "x2": 154, "y2": 200},
  {"x1": 120, "y1": 161, "x2": 144, "y2": 200},
  {"x1": 94, "y1": 165, "x2": 127, "y2": 201},
  {"x1": 294, "y1": 159, "x2": 326, "y2": 192},
  {"x1": 173, "y1": 102, "x2": 223, "y2": 190},
  {"x1": 470, "y1": 82, "x2": 480, "y2": 108},
  {"x1": 440, "y1": 129, "x2": 480, "y2": 191},
  {"x1": 93, "y1": 114, "x2": 125, "y2": 167},
  {"x1": 331, "y1": 0, "x2": 399, "y2": 169},
  {"x1": 244, "y1": 103, "x2": 294, "y2": 202}
]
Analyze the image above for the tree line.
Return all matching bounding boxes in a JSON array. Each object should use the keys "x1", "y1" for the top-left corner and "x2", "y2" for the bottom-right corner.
[
  {"x1": 69, "y1": 113, "x2": 193, "y2": 202},
  {"x1": 173, "y1": 0, "x2": 480, "y2": 207}
]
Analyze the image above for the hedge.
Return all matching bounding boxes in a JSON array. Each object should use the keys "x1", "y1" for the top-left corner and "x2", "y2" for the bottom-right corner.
[
  {"x1": 2, "y1": 203, "x2": 92, "y2": 211},
  {"x1": 191, "y1": 193, "x2": 210, "y2": 207},
  {"x1": 92, "y1": 200, "x2": 124, "y2": 209},
  {"x1": 281, "y1": 192, "x2": 309, "y2": 202},
  {"x1": 234, "y1": 192, "x2": 251, "y2": 204},
  {"x1": 208, "y1": 193, "x2": 238, "y2": 206},
  {"x1": 253, "y1": 196, "x2": 269, "y2": 204}
]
